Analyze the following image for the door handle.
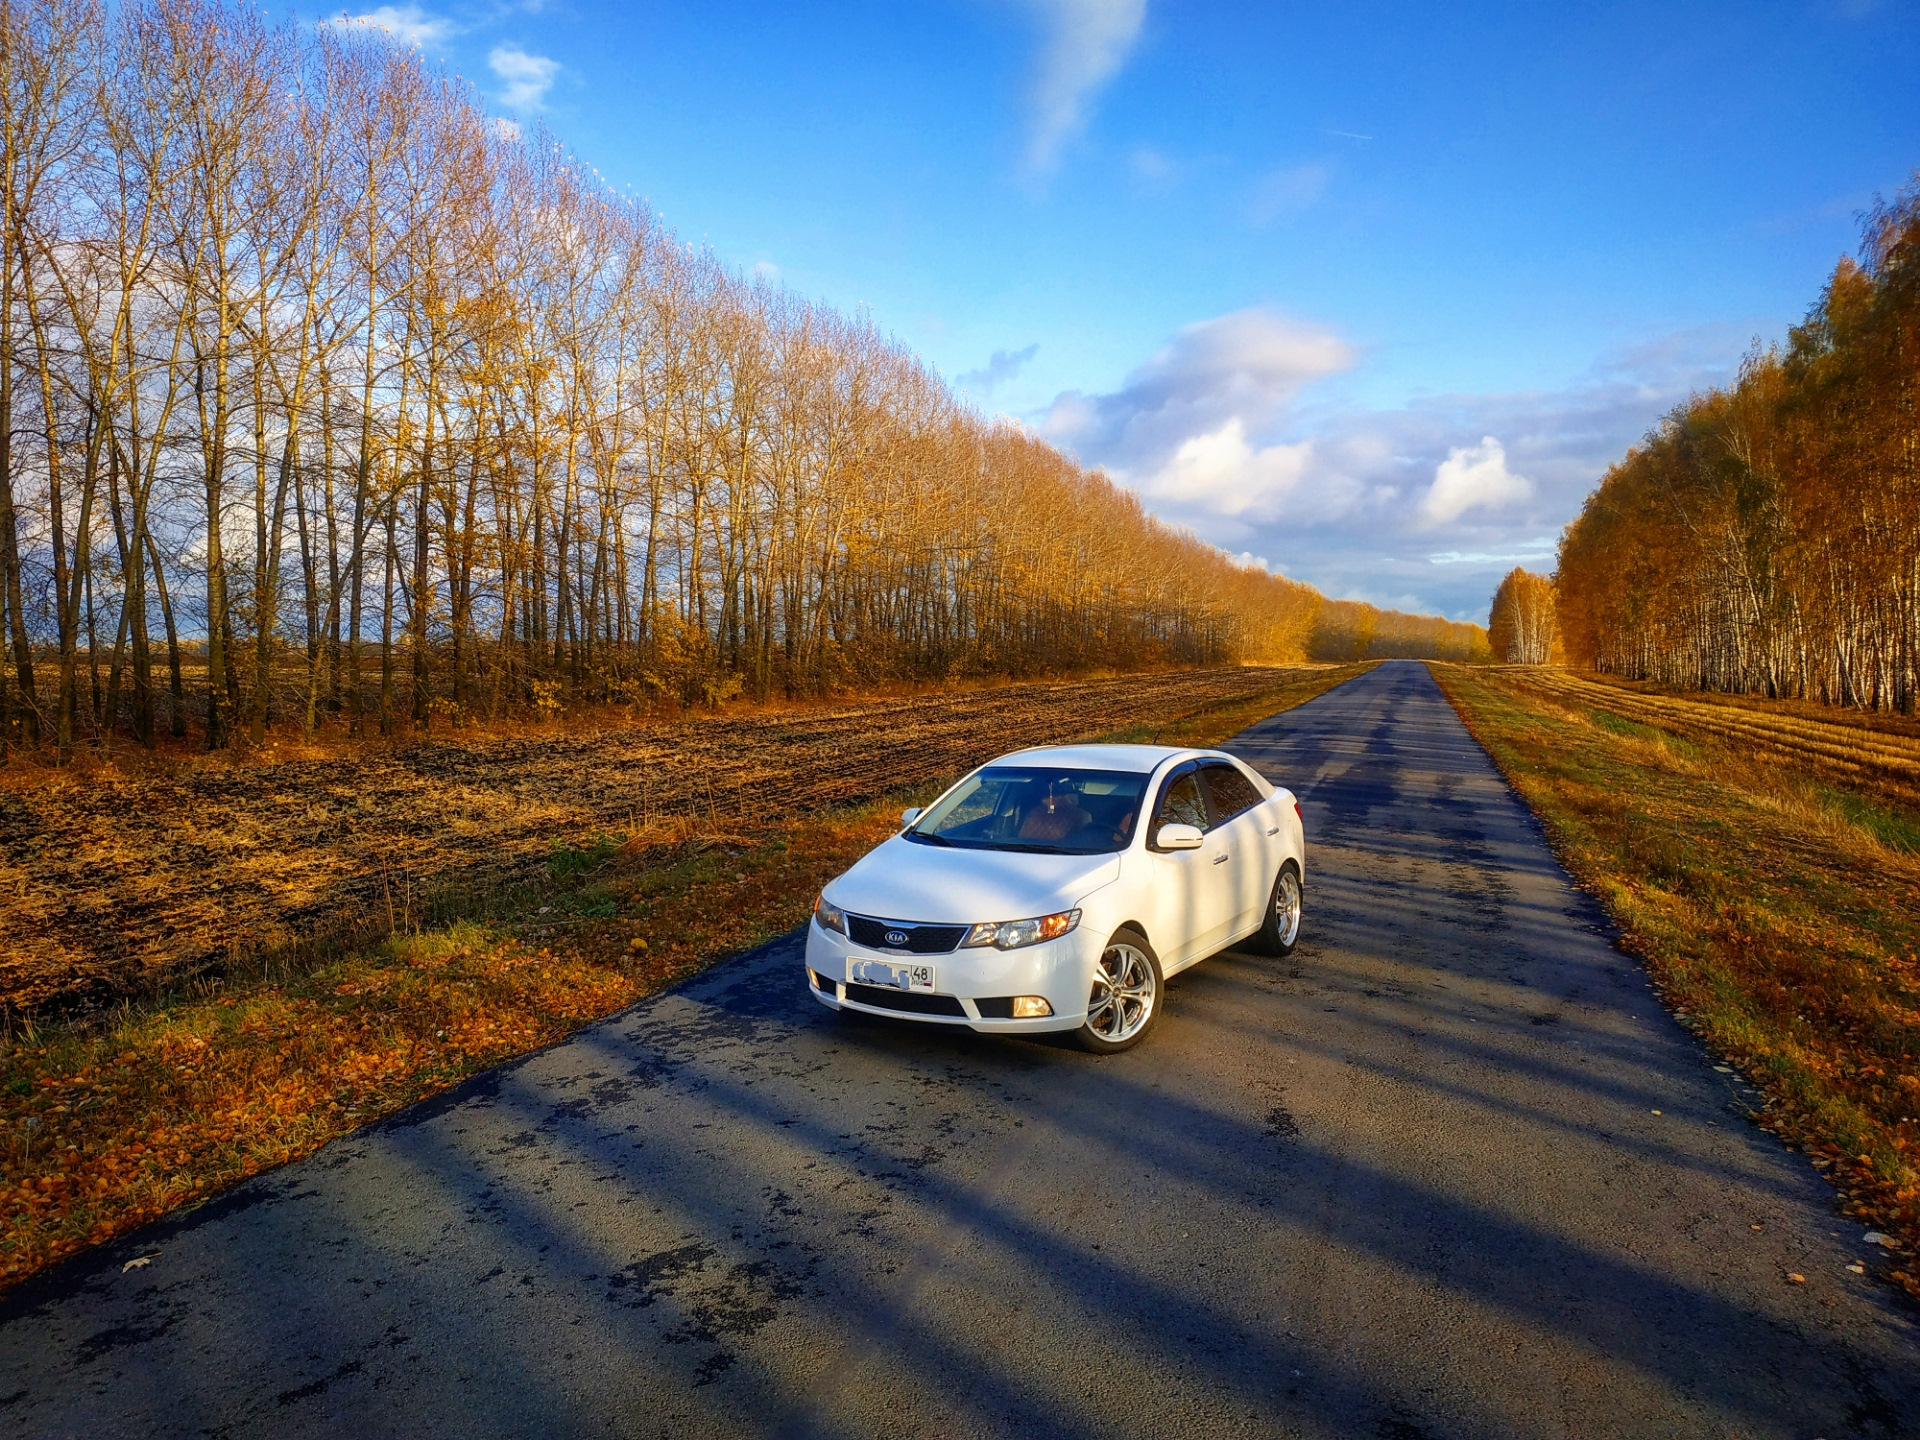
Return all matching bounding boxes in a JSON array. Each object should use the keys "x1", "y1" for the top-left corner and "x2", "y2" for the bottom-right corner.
[
  {"x1": 1265, "y1": 826, "x2": 1279, "y2": 836},
  {"x1": 1211, "y1": 853, "x2": 1229, "y2": 865}
]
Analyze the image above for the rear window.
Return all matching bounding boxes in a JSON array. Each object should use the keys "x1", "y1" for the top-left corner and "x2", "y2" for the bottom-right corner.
[
  {"x1": 907, "y1": 767, "x2": 1149, "y2": 855},
  {"x1": 1201, "y1": 762, "x2": 1263, "y2": 821},
  {"x1": 1155, "y1": 769, "x2": 1209, "y2": 832}
]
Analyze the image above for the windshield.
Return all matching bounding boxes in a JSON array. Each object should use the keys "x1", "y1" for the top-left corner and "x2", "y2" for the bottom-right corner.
[{"x1": 907, "y1": 766, "x2": 1149, "y2": 854}]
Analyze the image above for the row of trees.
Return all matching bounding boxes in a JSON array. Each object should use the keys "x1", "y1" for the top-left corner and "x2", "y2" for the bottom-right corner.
[
  {"x1": 1488, "y1": 568, "x2": 1556, "y2": 665},
  {"x1": 1556, "y1": 179, "x2": 1920, "y2": 711},
  {"x1": 0, "y1": 0, "x2": 1473, "y2": 761},
  {"x1": 1310, "y1": 600, "x2": 1488, "y2": 663}
]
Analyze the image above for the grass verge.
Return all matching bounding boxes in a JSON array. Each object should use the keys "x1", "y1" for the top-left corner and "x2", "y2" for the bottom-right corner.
[
  {"x1": 1429, "y1": 663, "x2": 1920, "y2": 1297},
  {"x1": 0, "y1": 663, "x2": 1369, "y2": 1291}
]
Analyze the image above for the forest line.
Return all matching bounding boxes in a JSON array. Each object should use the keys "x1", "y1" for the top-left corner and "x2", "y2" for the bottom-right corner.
[
  {"x1": 0, "y1": 0, "x2": 1482, "y2": 762},
  {"x1": 1554, "y1": 181, "x2": 1919, "y2": 711}
]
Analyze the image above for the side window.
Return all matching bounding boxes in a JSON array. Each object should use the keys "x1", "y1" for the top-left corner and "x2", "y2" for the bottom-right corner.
[
  {"x1": 1200, "y1": 762, "x2": 1261, "y2": 823},
  {"x1": 1153, "y1": 767, "x2": 1209, "y2": 836}
]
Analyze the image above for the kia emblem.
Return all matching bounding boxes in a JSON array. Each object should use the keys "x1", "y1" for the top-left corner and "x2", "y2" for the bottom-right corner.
[{"x1": 885, "y1": 929, "x2": 909, "y2": 947}]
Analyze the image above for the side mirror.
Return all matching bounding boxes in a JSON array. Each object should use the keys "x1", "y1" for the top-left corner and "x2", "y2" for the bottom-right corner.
[
  {"x1": 900, "y1": 807, "x2": 922, "y2": 828},
  {"x1": 1155, "y1": 822, "x2": 1204, "y2": 851}
]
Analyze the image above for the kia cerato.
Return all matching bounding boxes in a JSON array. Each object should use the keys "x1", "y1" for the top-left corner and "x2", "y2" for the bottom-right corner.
[{"x1": 804, "y1": 744, "x2": 1304, "y2": 1053}]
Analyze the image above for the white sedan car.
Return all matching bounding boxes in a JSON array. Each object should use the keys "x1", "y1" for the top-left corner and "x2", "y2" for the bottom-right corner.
[{"x1": 804, "y1": 744, "x2": 1304, "y2": 1053}]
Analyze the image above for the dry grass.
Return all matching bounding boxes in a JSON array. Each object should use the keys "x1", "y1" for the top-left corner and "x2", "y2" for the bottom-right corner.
[
  {"x1": 1507, "y1": 667, "x2": 1920, "y2": 810},
  {"x1": 1575, "y1": 672, "x2": 1920, "y2": 742},
  {"x1": 0, "y1": 662, "x2": 1370, "y2": 1291},
  {"x1": 1, "y1": 665, "x2": 1351, "y2": 1013},
  {"x1": 1430, "y1": 663, "x2": 1920, "y2": 1299}
]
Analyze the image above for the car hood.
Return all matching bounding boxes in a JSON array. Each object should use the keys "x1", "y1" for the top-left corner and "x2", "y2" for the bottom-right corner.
[{"x1": 826, "y1": 836, "x2": 1121, "y2": 925}]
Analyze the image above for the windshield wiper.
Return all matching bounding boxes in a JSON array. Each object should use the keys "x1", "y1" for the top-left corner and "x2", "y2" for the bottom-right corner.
[{"x1": 911, "y1": 835, "x2": 1099, "y2": 854}]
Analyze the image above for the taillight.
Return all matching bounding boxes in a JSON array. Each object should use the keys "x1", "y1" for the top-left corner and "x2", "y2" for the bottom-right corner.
[{"x1": 1293, "y1": 799, "x2": 1303, "y2": 823}]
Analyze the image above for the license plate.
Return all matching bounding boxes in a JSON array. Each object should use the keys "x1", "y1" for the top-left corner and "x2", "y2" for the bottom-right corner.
[{"x1": 849, "y1": 958, "x2": 936, "y2": 993}]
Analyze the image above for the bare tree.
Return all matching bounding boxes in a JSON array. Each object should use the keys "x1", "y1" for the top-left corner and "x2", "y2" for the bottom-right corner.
[{"x1": 0, "y1": 0, "x2": 1481, "y2": 764}]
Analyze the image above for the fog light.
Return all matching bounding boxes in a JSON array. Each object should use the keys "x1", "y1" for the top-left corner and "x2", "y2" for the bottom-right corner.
[{"x1": 1012, "y1": 996, "x2": 1053, "y2": 1018}]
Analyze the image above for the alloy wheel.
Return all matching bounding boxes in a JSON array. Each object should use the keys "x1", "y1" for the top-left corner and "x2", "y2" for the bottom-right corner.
[
  {"x1": 1274, "y1": 869, "x2": 1302, "y2": 948},
  {"x1": 1086, "y1": 942, "x2": 1157, "y2": 1043}
]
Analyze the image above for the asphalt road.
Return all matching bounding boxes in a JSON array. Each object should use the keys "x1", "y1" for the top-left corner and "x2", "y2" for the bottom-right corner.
[{"x1": 4, "y1": 659, "x2": 1917, "y2": 1439}]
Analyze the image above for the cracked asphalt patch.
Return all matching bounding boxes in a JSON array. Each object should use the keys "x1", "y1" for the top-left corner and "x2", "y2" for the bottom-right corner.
[{"x1": 2, "y1": 660, "x2": 1916, "y2": 1437}]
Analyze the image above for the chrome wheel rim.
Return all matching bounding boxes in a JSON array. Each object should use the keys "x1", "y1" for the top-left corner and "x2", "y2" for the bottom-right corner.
[
  {"x1": 1274, "y1": 870, "x2": 1302, "y2": 946},
  {"x1": 1087, "y1": 942, "x2": 1156, "y2": 1043}
]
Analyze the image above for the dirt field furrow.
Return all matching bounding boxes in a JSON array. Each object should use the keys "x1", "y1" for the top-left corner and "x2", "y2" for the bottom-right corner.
[
  {"x1": 1490, "y1": 667, "x2": 1920, "y2": 807},
  {"x1": 2, "y1": 666, "x2": 1315, "y2": 1010}
]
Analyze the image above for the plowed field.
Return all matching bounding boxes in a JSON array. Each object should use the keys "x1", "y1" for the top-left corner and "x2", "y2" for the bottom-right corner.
[
  {"x1": 2, "y1": 666, "x2": 1318, "y2": 1009},
  {"x1": 1496, "y1": 667, "x2": 1920, "y2": 809}
]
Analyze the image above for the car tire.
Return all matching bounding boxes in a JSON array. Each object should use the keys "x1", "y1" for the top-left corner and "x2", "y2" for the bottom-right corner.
[
  {"x1": 1075, "y1": 927, "x2": 1163, "y2": 1054},
  {"x1": 1253, "y1": 861, "x2": 1303, "y2": 956}
]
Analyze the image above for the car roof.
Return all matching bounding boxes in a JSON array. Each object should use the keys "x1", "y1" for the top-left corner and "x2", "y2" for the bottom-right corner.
[{"x1": 991, "y1": 743, "x2": 1208, "y2": 774}]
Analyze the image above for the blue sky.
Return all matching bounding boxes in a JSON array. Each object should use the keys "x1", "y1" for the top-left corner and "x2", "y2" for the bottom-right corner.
[{"x1": 336, "y1": 0, "x2": 1917, "y2": 620}]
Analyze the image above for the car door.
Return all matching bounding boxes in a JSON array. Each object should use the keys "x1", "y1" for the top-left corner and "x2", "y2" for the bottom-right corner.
[
  {"x1": 1199, "y1": 760, "x2": 1274, "y2": 942},
  {"x1": 1138, "y1": 762, "x2": 1238, "y2": 968}
]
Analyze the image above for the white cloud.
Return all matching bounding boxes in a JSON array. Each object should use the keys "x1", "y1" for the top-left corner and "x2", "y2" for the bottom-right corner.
[
  {"x1": 327, "y1": 5, "x2": 456, "y2": 47},
  {"x1": 1130, "y1": 146, "x2": 1175, "y2": 183},
  {"x1": 1247, "y1": 163, "x2": 1328, "y2": 224},
  {"x1": 1043, "y1": 307, "x2": 1352, "y2": 473},
  {"x1": 1128, "y1": 145, "x2": 1186, "y2": 194},
  {"x1": 1040, "y1": 310, "x2": 1364, "y2": 537},
  {"x1": 1024, "y1": 0, "x2": 1148, "y2": 173},
  {"x1": 489, "y1": 44, "x2": 560, "y2": 112},
  {"x1": 1137, "y1": 419, "x2": 1315, "y2": 519},
  {"x1": 1029, "y1": 315, "x2": 1743, "y2": 618},
  {"x1": 1417, "y1": 437, "x2": 1532, "y2": 527},
  {"x1": 958, "y1": 343, "x2": 1040, "y2": 394},
  {"x1": 1427, "y1": 536, "x2": 1559, "y2": 566},
  {"x1": 751, "y1": 260, "x2": 782, "y2": 283}
]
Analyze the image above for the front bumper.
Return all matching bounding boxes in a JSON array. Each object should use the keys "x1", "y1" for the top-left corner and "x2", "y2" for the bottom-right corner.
[{"x1": 803, "y1": 920, "x2": 1093, "y2": 1033}]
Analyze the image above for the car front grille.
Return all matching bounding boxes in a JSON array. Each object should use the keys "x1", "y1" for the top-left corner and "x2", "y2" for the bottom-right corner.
[
  {"x1": 842, "y1": 983, "x2": 968, "y2": 1017},
  {"x1": 846, "y1": 915, "x2": 966, "y2": 954}
]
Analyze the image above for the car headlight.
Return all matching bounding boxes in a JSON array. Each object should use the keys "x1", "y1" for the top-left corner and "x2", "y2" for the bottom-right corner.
[
  {"x1": 960, "y1": 908, "x2": 1080, "y2": 950},
  {"x1": 814, "y1": 894, "x2": 847, "y2": 936}
]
